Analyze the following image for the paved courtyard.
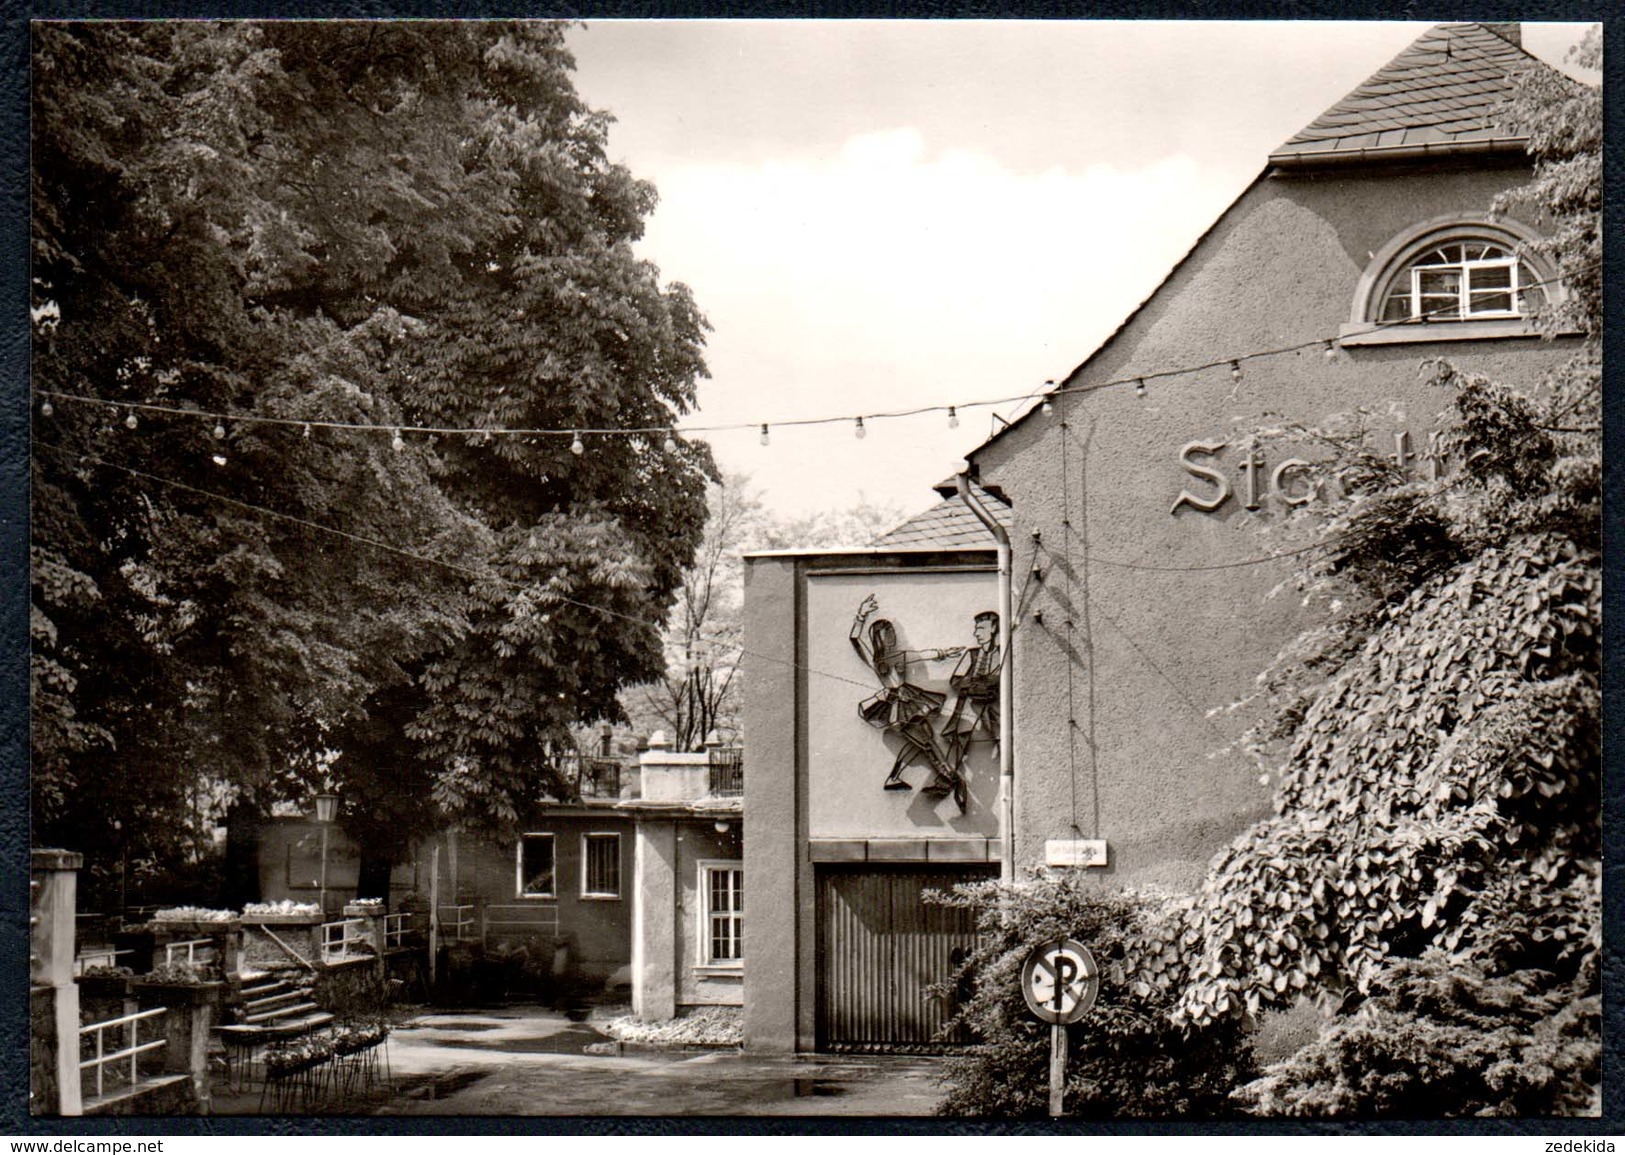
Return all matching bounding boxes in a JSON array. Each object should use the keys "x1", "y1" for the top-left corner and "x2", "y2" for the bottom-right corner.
[{"x1": 370, "y1": 1006, "x2": 948, "y2": 1117}]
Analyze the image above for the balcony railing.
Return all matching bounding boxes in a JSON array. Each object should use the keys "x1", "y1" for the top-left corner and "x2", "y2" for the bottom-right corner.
[
  {"x1": 549, "y1": 753, "x2": 622, "y2": 800},
  {"x1": 707, "y1": 746, "x2": 744, "y2": 797}
]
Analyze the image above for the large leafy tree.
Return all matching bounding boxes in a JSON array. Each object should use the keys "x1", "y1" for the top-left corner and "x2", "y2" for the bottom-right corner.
[
  {"x1": 1133, "y1": 30, "x2": 1601, "y2": 1113},
  {"x1": 31, "y1": 22, "x2": 711, "y2": 892}
]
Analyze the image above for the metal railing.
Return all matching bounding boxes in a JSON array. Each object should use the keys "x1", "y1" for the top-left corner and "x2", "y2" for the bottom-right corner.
[
  {"x1": 437, "y1": 904, "x2": 477, "y2": 943},
  {"x1": 162, "y1": 939, "x2": 217, "y2": 969},
  {"x1": 707, "y1": 746, "x2": 744, "y2": 796},
  {"x1": 74, "y1": 947, "x2": 133, "y2": 976},
  {"x1": 319, "y1": 918, "x2": 369, "y2": 962},
  {"x1": 549, "y1": 753, "x2": 622, "y2": 800},
  {"x1": 80, "y1": 1006, "x2": 167, "y2": 1102},
  {"x1": 383, "y1": 912, "x2": 413, "y2": 950}
]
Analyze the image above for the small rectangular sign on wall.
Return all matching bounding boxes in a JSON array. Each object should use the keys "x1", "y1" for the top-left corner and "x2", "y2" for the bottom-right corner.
[{"x1": 1044, "y1": 839, "x2": 1108, "y2": 868}]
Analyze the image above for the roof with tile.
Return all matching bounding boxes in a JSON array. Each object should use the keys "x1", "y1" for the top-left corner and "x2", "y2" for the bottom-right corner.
[
  {"x1": 1270, "y1": 23, "x2": 1551, "y2": 166},
  {"x1": 869, "y1": 483, "x2": 1012, "y2": 549}
]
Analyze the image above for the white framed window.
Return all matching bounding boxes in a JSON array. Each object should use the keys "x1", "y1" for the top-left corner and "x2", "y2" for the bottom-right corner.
[
  {"x1": 516, "y1": 833, "x2": 556, "y2": 898},
  {"x1": 581, "y1": 832, "x2": 621, "y2": 899},
  {"x1": 1343, "y1": 216, "x2": 1563, "y2": 347},
  {"x1": 1378, "y1": 240, "x2": 1541, "y2": 323},
  {"x1": 697, "y1": 860, "x2": 744, "y2": 967}
]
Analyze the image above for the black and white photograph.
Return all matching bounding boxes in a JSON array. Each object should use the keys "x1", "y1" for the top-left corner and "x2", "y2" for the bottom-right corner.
[{"x1": 21, "y1": 17, "x2": 1603, "y2": 1126}]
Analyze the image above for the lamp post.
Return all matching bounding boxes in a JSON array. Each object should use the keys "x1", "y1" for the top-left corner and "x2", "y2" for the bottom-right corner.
[{"x1": 315, "y1": 792, "x2": 339, "y2": 918}]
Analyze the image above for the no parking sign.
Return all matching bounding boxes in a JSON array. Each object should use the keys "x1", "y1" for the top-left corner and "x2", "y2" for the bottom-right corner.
[{"x1": 1020, "y1": 938, "x2": 1100, "y2": 1025}]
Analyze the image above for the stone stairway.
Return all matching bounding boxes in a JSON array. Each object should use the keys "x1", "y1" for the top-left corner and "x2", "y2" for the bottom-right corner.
[{"x1": 233, "y1": 972, "x2": 334, "y2": 1036}]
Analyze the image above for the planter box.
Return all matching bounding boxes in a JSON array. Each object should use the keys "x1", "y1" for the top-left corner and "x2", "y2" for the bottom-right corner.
[
  {"x1": 238, "y1": 913, "x2": 319, "y2": 926},
  {"x1": 145, "y1": 919, "x2": 240, "y2": 935}
]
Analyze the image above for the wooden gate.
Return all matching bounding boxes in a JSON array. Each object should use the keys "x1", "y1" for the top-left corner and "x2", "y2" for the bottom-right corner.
[{"x1": 816, "y1": 864, "x2": 995, "y2": 1052}]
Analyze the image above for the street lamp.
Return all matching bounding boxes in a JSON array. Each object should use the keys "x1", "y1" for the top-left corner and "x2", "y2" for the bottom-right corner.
[{"x1": 315, "y1": 792, "x2": 339, "y2": 917}]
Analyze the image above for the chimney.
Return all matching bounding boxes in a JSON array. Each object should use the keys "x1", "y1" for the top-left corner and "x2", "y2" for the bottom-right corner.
[{"x1": 1482, "y1": 23, "x2": 1522, "y2": 49}]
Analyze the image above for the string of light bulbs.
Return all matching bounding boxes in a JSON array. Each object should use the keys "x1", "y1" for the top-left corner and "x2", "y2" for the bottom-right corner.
[{"x1": 33, "y1": 263, "x2": 1590, "y2": 446}]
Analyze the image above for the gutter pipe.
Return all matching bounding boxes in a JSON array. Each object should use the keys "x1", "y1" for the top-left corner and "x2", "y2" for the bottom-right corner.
[{"x1": 958, "y1": 472, "x2": 1015, "y2": 885}]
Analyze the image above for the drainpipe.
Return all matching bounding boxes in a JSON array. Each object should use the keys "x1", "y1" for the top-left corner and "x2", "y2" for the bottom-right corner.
[{"x1": 958, "y1": 473, "x2": 1014, "y2": 885}]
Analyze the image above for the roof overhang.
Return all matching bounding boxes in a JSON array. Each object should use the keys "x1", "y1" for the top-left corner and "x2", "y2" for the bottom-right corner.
[{"x1": 1268, "y1": 136, "x2": 1529, "y2": 171}]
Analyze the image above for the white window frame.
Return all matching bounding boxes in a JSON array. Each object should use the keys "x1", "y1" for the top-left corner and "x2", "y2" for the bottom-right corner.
[
  {"x1": 516, "y1": 833, "x2": 556, "y2": 899},
  {"x1": 1396, "y1": 242, "x2": 1525, "y2": 322},
  {"x1": 580, "y1": 832, "x2": 622, "y2": 900},
  {"x1": 696, "y1": 859, "x2": 744, "y2": 970},
  {"x1": 1342, "y1": 215, "x2": 1566, "y2": 347}
]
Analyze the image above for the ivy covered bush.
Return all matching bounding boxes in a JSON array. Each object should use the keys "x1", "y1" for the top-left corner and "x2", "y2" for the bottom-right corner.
[
  {"x1": 1165, "y1": 28, "x2": 1601, "y2": 1118},
  {"x1": 930, "y1": 876, "x2": 1254, "y2": 1118},
  {"x1": 1234, "y1": 951, "x2": 1599, "y2": 1117}
]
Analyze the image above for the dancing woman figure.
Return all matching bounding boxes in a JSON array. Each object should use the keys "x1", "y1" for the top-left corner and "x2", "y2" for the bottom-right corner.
[{"x1": 850, "y1": 594, "x2": 959, "y2": 801}]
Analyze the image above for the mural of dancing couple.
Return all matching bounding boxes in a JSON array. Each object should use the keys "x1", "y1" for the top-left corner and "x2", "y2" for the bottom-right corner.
[{"x1": 849, "y1": 594, "x2": 1000, "y2": 813}]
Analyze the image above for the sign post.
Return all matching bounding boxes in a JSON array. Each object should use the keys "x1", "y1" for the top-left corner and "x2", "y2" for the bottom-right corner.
[{"x1": 1020, "y1": 938, "x2": 1099, "y2": 1118}]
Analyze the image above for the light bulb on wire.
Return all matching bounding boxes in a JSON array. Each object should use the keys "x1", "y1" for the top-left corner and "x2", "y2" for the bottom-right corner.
[
  {"x1": 759, "y1": 423, "x2": 770, "y2": 447},
  {"x1": 213, "y1": 422, "x2": 226, "y2": 440},
  {"x1": 125, "y1": 411, "x2": 139, "y2": 430},
  {"x1": 1229, "y1": 361, "x2": 1243, "y2": 383},
  {"x1": 1323, "y1": 340, "x2": 1339, "y2": 361},
  {"x1": 570, "y1": 432, "x2": 585, "y2": 456},
  {"x1": 663, "y1": 431, "x2": 678, "y2": 454},
  {"x1": 391, "y1": 429, "x2": 406, "y2": 453},
  {"x1": 854, "y1": 416, "x2": 866, "y2": 440},
  {"x1": 947, "y1": 406, "x2": 959, "y2": 430},
  {"x1": 39, "y1": 399, "x2": 52, "y2": 418},
  {"x1": 1134, "y1": 379, "x2": 1146, "y2": 399}
]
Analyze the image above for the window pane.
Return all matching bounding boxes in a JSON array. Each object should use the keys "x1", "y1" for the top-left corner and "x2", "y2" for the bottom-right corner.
[
  {"x1": 1471, "y1": 263, "x2": 1513, "y2": 290},
  {"x1": 1469, "y1": 291, "x2": 1513, "y2": 314},
  {"x1": 705, "y1": 867, "x2": 743, "y2": 962},
  {"x1": 1417, "y1": 269, "x2": 1461, "y2": 295},
  {"x1": 1380, "y1": 290, "x2": 1413, "y2": 321},
  {"x1": 520, "y1": 836, "x2": 554, "y2": 896},
  {"x1": 584, "y1": 834, "x2": 619, "y2": 896}
]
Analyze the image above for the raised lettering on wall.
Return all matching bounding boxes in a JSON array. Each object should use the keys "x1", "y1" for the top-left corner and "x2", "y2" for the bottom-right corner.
[{"x1": 1169, "y1": 440, "x2": 1230, "y2": 514}]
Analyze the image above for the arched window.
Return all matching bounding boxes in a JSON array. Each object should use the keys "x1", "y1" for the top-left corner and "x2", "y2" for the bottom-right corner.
[
  {"x1": 1343, "y1": 216, "x2": 1561, "y2": 346},
  {"x1": 1376, "y1": 238, "x2": 1544, "y2": 322}
]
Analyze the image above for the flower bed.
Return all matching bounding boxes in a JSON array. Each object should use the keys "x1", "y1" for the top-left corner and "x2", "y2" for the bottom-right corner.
[{"x1": 603, "y1": 1005, "x2": 742, "y2": 1048}]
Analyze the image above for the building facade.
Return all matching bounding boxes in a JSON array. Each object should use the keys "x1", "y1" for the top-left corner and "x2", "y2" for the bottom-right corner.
[{"x1": 741, "y1": 22, "x2": 1581, "y2": 1053}]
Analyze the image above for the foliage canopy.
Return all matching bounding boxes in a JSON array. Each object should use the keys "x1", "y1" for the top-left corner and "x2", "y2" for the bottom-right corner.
[{"x1": 31, "y1": 21, "x2": 712, "y2": 881}]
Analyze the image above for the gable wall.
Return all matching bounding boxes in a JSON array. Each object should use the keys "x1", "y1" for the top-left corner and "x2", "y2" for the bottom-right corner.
[{"x1": 971, "y1": 158, "x2": 1578, "y2": 890}]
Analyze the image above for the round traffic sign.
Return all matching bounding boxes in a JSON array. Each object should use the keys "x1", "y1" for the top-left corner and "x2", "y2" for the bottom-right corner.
[{"x1": 1020, "y1": 938, "x2": 1100, "y2": 1025}]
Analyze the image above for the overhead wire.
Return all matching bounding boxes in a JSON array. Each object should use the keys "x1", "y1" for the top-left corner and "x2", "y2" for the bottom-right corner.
[
  {"x1": 31, "y1": 264, "x2": 1590, "y2": 444},
  {"x1": 32, "y1": 439, "x2": 880, "y2": 695}
]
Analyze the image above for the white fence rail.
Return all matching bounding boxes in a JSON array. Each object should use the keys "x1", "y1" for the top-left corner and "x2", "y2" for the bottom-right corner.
[
  {"x1": 320, "y1": 918, "x2": 369, "y2": 962},
  {"x1": 79, "y1": 1006, "x2": 167, "y2": 1103}
]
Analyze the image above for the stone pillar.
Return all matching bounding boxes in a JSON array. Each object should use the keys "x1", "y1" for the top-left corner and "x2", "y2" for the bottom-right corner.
[
  {"x1": 31, "y1": 849, "x2": 84, "y2": 1116},
  {"x1": 632, "y1": 819, "x2": 677, "y2": 1022}
]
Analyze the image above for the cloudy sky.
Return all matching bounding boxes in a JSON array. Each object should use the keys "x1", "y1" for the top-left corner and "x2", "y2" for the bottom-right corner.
[{"x1": 566, "y1": 21, "x2": 1591, "y2": 519}]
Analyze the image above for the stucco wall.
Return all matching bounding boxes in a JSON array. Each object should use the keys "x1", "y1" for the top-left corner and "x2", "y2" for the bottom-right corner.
[
  {"x1": 454, "y1": 816, "x2": 634, "y2": 977},
  {"x1": 742, "y1": 554, "x2": 802, "y2": 1051},
  {"x1": 970, "y1": 160, "x2": 1578, "y2": 891},
  {"x1": 675, "y1": 822, "x2": 745, "y2": 1009}
]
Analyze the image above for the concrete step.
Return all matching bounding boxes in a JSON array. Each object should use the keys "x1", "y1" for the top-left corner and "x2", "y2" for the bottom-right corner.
[
  {"x1": 245, "y1": 1000, "x2": 319, "y2": 1024},
  {"x1": 243, "y1": 988, "x2": 308, "y2": 1011}
]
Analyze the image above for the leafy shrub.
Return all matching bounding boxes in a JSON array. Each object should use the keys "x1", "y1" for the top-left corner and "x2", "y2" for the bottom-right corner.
[
  {"x1": 1234, "y1": 951, "x2": 1599, "y2": 1117},
  {"x1": 930, "y1": 875, "x2": 1254, "y2": 1118}
]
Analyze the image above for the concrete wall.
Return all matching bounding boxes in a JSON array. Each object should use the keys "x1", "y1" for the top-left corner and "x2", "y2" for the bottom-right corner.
[
  {"x1": 742, "y1": 550, "x2": 999, "y2": 1052},
  {"x1": 742, "y1": 554, "x2": 803, "y2": 1052},
  {"x1": 970, "y1": 159, "x2": 1579, "y2": 891}
]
